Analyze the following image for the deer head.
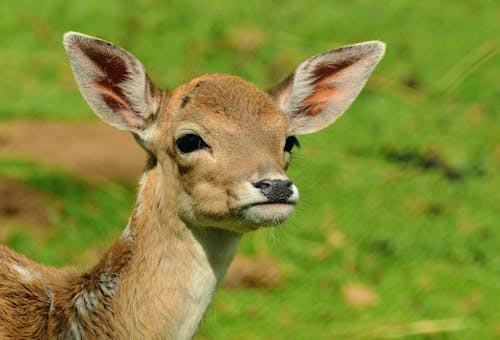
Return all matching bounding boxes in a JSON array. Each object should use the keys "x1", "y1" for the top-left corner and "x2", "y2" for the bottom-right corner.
[{"x1": 63, "y1": 32, "x2": 385, "y2": 233}]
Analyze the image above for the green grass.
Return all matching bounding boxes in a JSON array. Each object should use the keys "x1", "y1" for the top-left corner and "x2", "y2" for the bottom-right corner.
[{"x1": 1, "y1": 0, "x2": 499, "y2": 338}]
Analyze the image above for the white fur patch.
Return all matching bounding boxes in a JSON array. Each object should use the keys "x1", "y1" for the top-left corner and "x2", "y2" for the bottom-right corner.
[
  {"x1": 99, "y1": 272, "x2": 119, "y2": 298},
  {"x1": 74, "y1": 290, "x2": 98, "y2": 315},
  {"x1": 120, "y1": 220, "x2": 135, "y2": 242},
  {"x1": 68, "y1": 321, "x2": 84, "y2": 340},
  {"x1": 12, "y1": 262, "x2": 36, "y2": 281}
]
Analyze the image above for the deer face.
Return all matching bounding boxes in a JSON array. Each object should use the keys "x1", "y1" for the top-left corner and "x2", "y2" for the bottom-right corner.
[
  {"x1": 150, "y1": 75, "x2": 298, "y2": 231},
  {"x1": 63, "y1": 32, "x2": 385, "y2": 233}
]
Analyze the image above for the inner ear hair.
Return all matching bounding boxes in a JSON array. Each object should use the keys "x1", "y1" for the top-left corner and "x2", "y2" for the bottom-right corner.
[
  {"x1": 63, "y1": 32, "x2": 161, "y2": 139},
  {"x1": 268, "y1": 41, "x2": 386, "y2": 135}
]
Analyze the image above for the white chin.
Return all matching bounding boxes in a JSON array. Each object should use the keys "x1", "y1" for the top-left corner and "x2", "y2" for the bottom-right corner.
[{"x1": 242, "y1": 203, "x2": 296, "y2": 227}]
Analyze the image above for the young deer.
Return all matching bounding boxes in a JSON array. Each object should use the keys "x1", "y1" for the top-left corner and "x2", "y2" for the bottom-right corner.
[{"x1": 0, "y1": 32, "x2": 385, "y2": 339}]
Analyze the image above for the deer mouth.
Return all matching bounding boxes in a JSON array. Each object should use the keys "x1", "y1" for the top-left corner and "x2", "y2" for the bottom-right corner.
[
  {"x1": 250, "y1": 198, "x2": 297, "y2": 206},
  {"x1": 240, "y1": 200, "x2": 297, "y2": 227}
]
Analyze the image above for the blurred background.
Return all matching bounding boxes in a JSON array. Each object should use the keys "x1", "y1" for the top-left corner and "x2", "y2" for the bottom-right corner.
[{"x1": 0, "y1": 0, "x2": 498, "y2": 338}]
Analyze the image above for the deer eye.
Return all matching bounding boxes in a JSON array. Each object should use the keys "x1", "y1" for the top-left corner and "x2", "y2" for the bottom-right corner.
[
  {"x1": 176, "y1": 134, "x2": 209, "y2": 153},
  {"x1": 284, "y1": 136, "x2": 300, "y2": 153}
]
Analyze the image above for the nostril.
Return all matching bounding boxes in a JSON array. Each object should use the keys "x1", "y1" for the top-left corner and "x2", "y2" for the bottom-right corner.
[
  {"x1": 253, "y1": 179, "x2": 272, "y2": 190},
  {"x1": 253, "y1": 179, "x2": 293, "y2": 191},
  {"x1": 253, "y1": 179, "x2": 294, "y2": 203}
]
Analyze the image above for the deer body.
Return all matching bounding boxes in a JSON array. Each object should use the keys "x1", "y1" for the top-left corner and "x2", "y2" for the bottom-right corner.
[
  {"x1": 0, "y1": 32, "x2": 384, "y2": 339},
  {"x1": 0, "y1": 166, "x2": 241, "y2": 339}
]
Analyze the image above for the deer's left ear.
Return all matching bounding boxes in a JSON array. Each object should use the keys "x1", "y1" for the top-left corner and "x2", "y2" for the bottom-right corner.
[{"x1": 269, "y1": 41, "x2": 385, "y2": 135}]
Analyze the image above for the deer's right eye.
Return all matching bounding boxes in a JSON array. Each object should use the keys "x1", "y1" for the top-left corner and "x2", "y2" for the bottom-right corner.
[{"x1": 176, "y1": 134, "x2": 209, "y2": 153}]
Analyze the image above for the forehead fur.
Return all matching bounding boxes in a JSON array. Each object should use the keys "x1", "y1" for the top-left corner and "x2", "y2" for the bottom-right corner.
[{"x1": 182, "y1": 74, "x2": 288, "y2": 128}]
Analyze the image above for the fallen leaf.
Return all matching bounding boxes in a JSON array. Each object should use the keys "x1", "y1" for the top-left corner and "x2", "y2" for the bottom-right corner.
[{"x1": 342, "y1": 282, "x2": 379, "y2": 308}]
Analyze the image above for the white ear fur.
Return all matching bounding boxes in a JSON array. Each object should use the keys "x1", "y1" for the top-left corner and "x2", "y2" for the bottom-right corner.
[
  {"x1": 269, "y1": 41, "x2": 386, "y2": 135},
  {"x1": 63, "y1": 32, "x2": 159, "y2": 140}
]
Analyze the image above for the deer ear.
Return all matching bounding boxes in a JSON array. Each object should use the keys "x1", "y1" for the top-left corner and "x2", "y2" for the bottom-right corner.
[
  {"x1": 63, "y1": 32, "x2": 160, "y2": 140},
  {"x1": 269, "y1": 41, "x2": 385, "y2": 135}
]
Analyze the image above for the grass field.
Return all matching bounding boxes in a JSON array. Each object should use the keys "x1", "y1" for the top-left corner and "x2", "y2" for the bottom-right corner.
[{"x1": 1, "y1": 1, "x2": 499, "y2": 338}]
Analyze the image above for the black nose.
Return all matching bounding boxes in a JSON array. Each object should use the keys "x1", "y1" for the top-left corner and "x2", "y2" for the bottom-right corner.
[{"x1": 253, "y1": 179, "x2": 293, "y2": 203}]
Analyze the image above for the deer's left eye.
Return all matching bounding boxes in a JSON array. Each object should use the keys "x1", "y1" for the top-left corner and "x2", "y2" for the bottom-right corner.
[{"x1": 284, "y1": 136, "x2": 299, "y2": 153}]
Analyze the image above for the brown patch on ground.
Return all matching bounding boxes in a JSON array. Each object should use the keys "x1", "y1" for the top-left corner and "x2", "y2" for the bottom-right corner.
[
  {"x1": 0, "y1": 177, "x2": 52, "y2": 241},
  {"x1": 223, "y1": 254, "x2": 284, "y2": 289},
  {"x1": 342, "y1": 282, "x2": 379, "y2": 308},
  {"x1": 0, "y1": 121, "x2": 145, "y2": 181}
]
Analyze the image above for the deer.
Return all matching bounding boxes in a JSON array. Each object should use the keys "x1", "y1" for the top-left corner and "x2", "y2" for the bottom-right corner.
[{"x1": 0, "y1": 32, "x2": 385, "y2": 339}]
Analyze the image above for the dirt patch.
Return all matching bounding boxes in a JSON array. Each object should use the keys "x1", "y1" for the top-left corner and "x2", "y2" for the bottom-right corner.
[
  {"x1": 342, "y1": 282, "x2": 379, "y2": 308},
  {"x1": 0, "y1": 121, "x2": 145, "y2": 181},
  {"x1": 0, "y1": 177, "x2": 52, "y2": 241},
  {"x1": 223, "y1": 254, "x2": 284, "y2": 289}
]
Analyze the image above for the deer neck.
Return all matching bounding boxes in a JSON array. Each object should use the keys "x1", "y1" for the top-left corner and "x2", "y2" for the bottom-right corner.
[{"x1": 86, "y1": 164, "x2": 241, "y2": 338}]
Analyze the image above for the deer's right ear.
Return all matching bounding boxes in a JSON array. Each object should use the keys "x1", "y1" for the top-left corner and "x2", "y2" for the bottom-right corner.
[{"x1": 63, "y1": 32, "x2": 160, "y2": 140}]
